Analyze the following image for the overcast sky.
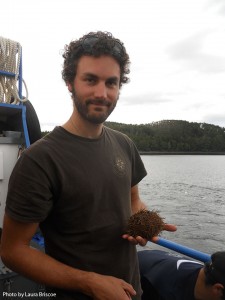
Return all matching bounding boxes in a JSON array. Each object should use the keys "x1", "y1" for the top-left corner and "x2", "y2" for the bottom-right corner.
[{"x1": 1, "y1": 0, "x2": 225, "y2": 130}]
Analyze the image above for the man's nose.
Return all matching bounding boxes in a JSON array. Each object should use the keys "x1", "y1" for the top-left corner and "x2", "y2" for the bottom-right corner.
[{"x1": 93, "y1": 82, "x2": 107, "y2": 99}]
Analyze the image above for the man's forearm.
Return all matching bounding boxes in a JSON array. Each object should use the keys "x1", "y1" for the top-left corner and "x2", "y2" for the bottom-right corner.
[
  {"x1": 1, "y1": 245, "x2": 136, "y2": 299},
  {"x1": 1, "y1": 244, "x2": 94, "y2": 296}
]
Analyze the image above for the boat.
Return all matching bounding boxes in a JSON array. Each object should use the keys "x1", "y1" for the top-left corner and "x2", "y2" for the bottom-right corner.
[{"x1": 0, "y1": 36, "x2": 44, "y2": 297}]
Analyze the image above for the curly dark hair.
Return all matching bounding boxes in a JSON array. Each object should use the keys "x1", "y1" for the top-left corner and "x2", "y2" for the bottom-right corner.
[{"x1": 62, "y1": 31, "x2": 130, "y2": 88}]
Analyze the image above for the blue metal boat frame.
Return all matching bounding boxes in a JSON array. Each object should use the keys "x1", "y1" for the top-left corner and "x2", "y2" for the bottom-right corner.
[{"x1": 0, "y1": 48, "x2": 30, "y2": 147}]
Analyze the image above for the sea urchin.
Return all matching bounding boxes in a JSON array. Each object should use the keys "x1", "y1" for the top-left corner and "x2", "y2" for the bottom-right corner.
[{"x1": 126, "y1": 209, "x2": 164, "y2": 240}]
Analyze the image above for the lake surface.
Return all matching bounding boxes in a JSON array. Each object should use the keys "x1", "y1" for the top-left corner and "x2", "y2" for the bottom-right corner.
[{"x1": 139, "y1": 155, "x2": 225, "y2": 255}]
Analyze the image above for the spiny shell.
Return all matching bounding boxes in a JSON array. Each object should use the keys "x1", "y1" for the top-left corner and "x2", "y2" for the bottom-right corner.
[{"x1": 127, "y1": 209, "x2": 164, "y2": 240}]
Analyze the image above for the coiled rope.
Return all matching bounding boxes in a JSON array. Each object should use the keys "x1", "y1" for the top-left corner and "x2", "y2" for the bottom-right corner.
[{"x1": 0, "y1": 36, "x2": 28, "y2": 104}]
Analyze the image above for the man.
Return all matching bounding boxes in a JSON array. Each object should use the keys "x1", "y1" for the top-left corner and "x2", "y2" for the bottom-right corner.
[
  {"x1": 138, "y1": 249, "x2": 225, "y2": 300},
  {"x1": 0, "y1": 31, "x2": 176, "y2": 300}
]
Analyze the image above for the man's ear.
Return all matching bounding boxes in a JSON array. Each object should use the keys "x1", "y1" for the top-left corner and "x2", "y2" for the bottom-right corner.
[
  {"x1": 67, "y1": 83, "x2": 72, "y2": 92},
  {"x1": 213, "y1": 283, "x2": 224, "y2": 298}
]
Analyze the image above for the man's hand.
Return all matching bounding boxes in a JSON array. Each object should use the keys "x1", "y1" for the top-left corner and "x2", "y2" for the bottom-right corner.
[
  {"x1": 122, "y1": 223, "x2": 177, "y2": 246},
  {"x1": 87, "y1": 273, "x2": 136, "y2": 300}
]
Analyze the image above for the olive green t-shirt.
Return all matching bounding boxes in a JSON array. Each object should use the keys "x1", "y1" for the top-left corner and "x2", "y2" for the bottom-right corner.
[{"x1": 6, "y1": 126, "x2": 147, "y2": 299}]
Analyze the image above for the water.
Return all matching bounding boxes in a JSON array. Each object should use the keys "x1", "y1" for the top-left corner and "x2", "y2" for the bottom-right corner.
[{"x1": 139, "y1": 155, "x2": 225, "y2": 255}]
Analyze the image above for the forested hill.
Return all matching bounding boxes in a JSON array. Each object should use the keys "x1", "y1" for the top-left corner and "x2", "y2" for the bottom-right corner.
[{"x1": 104, "y1": 120, "x2": 225, "y2": 153}]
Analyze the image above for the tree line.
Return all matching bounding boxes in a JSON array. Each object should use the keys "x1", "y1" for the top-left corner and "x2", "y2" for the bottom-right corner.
[
  {"x1": 105, "y1": 120, "x2": 225, "y2": 153},
  {"x1": 42, "y1": 120, "x2": 225, "y2": 153}
]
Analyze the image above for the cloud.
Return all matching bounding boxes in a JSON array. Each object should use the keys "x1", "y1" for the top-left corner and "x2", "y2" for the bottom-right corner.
[
  {"x1": 203, "y1": 113, "x2": 225, "y2": 128},
  {"x1": 206, "y1": 0, "x2": 225, "y2": 15},
  {"x1": 120, "y1": 92, "x2": 174, "y2": 106},
  {"x1": 167, "y1": 31, "x2": 225, "y2": 73}
]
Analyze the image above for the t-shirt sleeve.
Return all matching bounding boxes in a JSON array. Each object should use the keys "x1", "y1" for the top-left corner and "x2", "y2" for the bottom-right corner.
[
  {"x1": 130, "y1": 140, "x2": 147, "y2": 187},
  {"x1": 5, "y1": 151, "x2": 54, "y2": 223}
]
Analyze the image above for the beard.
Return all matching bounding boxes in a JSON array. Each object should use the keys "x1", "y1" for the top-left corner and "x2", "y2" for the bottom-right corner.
[{"x1": 71, "y1": 87, "x2": 118, "y2": 124}]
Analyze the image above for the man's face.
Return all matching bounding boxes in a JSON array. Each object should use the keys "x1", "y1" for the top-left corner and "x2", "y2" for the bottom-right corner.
[{"x1": 69, "y1": 55, "x2": 121, "y2": 124}]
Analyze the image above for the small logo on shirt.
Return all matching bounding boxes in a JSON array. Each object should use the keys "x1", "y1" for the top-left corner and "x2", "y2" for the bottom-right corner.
[
  {"x1": 177, "y1": 259, "x2": 203, "y2": 270},
  {"x1": 113, "y1": 156, "x2": 126, "y2": 176}
]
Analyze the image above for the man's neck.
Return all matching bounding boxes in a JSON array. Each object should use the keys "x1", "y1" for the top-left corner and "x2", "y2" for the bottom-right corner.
[
  {"x1": 194, "y1": 269, "x2": 214, "y2": 300},
  {"x1": 63, "y1": 115, "x2": 103, "y2": 139}
]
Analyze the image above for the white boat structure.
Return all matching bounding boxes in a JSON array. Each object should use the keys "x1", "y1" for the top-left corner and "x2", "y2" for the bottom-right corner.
[{"x1": 0, "y1": 36, "x2": 43, "y2": 296}]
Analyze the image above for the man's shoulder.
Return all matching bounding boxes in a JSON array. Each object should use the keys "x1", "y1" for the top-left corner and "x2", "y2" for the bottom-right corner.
[
  {"x1": 21, "y1": 127, "x2": 63, "y2": 160},
  {"x1": 104, "y1": 126, "x2": 132, "y2": 143},
  {"x1": 138, "y1": 250, "x2": 203, "y2": 275},
  {"x1": 139, "y1": 250, "x2": 201, "y2": 300},
  {"x1": 139, "y1": 249, "x2": 203, "y2": 264}
]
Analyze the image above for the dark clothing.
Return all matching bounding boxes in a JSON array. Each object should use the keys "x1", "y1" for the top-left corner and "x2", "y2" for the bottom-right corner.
[
  {"x1": 6, "y1": 126, "x2": 147, "y2": 299},
  {"x1": 138, "y1": 250, "x2": 203, "y2": 300}
]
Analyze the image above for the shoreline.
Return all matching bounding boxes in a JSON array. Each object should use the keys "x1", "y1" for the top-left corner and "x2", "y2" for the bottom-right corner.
[{"x1": 139, "y1": 151, "x2": 225, "y2": 155}]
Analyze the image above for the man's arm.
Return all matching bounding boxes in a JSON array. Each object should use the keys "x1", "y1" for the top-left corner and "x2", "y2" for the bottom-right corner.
[
  {"x1": 130, "y1": 184, "x2": 147, "y2": 214},
  {"x1": 0, "y1": 213, "x2": 136, "y2": 300},
  {"x1": 122, "y1": 184, "x2": 148, "y2": 246}
]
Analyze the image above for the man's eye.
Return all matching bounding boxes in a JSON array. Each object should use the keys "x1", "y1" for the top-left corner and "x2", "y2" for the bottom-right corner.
[
  {"x1": 85, "y1": 77, "x2": 96, "y2": 84},
  {"x1": 87, "y1": 78, "x2": 94, "y2": 82},
  {"x1": 107, "y1": 81, "x2": 117, "y2": 87}
]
